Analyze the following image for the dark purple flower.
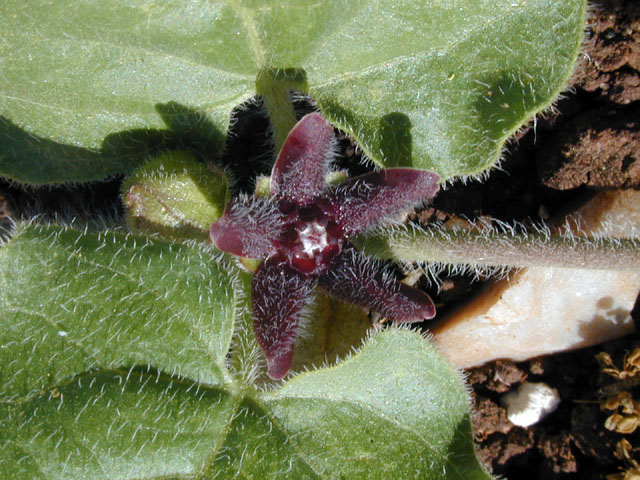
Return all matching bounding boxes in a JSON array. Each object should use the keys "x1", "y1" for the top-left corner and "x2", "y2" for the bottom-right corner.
[{"x1": 211, "y1": 113, "x2": 439, "y2": 379}]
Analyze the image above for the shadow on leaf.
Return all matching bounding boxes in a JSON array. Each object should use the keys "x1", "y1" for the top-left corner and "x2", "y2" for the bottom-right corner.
[
  {"x1": 446, "y1": 416, "x2": 491, "y2": 479},
  {"x1": 378, "y1": 112, "x2": 413, "y2": 168},
  {"x1": 471, "y1": 69, "x2": 541, "y2": 143},
  {"x1": 0, "y1": 102, "x2": 226, "y2": 186},
  {"x1": 318, "y1": 101, "x2": 417, "y2": 169}
]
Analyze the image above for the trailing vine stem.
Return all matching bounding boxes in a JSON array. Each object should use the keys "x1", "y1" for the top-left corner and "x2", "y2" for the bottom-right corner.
[{"x1": 356, "y1": 222, "x2": 640, "y2": 272}]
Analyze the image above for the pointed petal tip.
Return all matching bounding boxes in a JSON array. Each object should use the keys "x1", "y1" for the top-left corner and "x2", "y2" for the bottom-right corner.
[
  {"x1": 383, "y1": 168, "x2": 440, "y2": 199},
  {"x1": 265, "y1": 347, "x2": 295, "y2": 380},
  {"x1": 395, "y1": 283, "x2": 437, "y2": 322},
  {"x1": 300, "y1": 111, "x2": 329, "y2": 125},
  {"x1": 327, "y1": 168, "x2": 440, "y2": 236},
  {"x1": 291, "y1": 112, "x2": 332, "y2": 135},
  {"x1": 209, "y1": 219, "x2": 243, "y2": 256},
  {"x1": 318, "y1": 249, "x2": 436, "y2": 324},
  {"x1": 252, "y1": 256, "x2": 316, "y2": 380}
]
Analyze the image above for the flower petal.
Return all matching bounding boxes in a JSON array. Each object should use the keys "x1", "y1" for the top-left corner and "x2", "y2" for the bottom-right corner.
[
  {"x1": 270, "y1": 112, "x2": 335, "y2": 205},
  {"x1": 252, "y1": 254, "x2": 317, "y2": 379},
  {"x1": 326, "y1": 169, "x2": 440, "y2": 236},
  {"x1": 210, "y1": 194, "x2": 283, "y2": 258},
  {"x1": 318, "y1": 248, "x2": 435, "y2": 322}
]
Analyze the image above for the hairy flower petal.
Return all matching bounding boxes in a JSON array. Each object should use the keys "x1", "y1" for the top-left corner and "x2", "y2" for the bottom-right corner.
[
  {"x1": 210, "y1": 194, "x2": 283, "y2": 258},
  {"x1": 252, "y1": 255, "x2": 317, "y2": 379},
  {"x1": 211, "y1": 112, "x2": 440, "y2": 380},
  {"x1": 270, "y1": 112, "x2": 335, "y2": 205},
  {"x1": 318, "y1": 248, "x2": 435, "y2": 322},
  {"x1": 326, "y1": 169, "x2": 440, "y2": 236}
]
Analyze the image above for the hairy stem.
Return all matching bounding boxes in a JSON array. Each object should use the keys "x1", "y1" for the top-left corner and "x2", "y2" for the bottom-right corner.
[
  {"x1": 256, "y1": 68, "x2": 308, "y2": 152},
  {"x1": 228, "y1": 269, "x2": 276, "y2": 389},
  {"x1": 357, "y1": 224, "x2": 640, "y2": 271}
]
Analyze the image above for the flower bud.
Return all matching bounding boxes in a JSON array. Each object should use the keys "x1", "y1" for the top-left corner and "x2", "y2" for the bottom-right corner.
[{"x1": 122, "y1": 151, "x2": 229, "y2": 242}]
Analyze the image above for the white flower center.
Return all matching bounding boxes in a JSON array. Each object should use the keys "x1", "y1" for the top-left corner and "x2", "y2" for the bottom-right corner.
[{"x1": 298, "y1": 221, "x2": 328, "y2": 257}]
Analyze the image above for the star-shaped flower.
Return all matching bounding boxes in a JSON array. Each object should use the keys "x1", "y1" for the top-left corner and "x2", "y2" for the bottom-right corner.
[{"x1": 211, "y1": 113, "x2": 440, "y2": 379}]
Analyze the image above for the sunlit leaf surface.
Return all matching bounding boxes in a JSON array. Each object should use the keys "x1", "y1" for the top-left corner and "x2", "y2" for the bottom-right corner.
[{"x1": 0, "y1": 0, "x2": 585, "y2": 182}]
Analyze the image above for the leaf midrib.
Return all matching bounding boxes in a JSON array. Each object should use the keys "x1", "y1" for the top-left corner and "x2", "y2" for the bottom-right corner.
[{"x1": 223, "y1": 0, "x2": 267, "y2": 67}]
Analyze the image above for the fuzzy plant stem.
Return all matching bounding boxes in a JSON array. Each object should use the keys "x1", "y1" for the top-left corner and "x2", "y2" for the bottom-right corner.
[
  {"x1": 228, "y1": 270, "x2": 266, "y2": 388},
  {"x1": 357, "y1": 224, "x2": 640, "y2": 271},
  {"x1": 259, "y1": 87, "x2": 297, "y2": 152},
  {"x1": 256, "y1": 69, "x2": 310, "y2": 152}
]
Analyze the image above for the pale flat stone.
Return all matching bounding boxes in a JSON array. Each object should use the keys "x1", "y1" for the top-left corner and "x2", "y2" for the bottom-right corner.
[{"x1": 431, "y1": 190, "x2": 640, "y2": 369}]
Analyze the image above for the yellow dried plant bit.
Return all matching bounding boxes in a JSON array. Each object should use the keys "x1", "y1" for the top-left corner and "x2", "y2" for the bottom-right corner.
[
  {"x1": 618, "y1": 392, "x2": 636, "y2": 414},
  {"x1": 598, "y1": 349, "x2": 640, "y2": 382},
  {"x1": 606, "y1": 468, "x2": 640, "y2": 480},
  {"x1": 605, "y1": 412, "x2": 639, "y2": 433},
  {"x1": 598, "y1": 352, "x2": 616, "y2": 368},
  {"x1": 609, "y1": 370, "x2": 627, "y2": 381},
  {"x1": 598, "y1": 352, "x2": 627, "y2": 380},
  {"x1": 620, "y1": 416, "x2": 640, "y2": 434},
  {"x1": 603, "y1": 393, "x2": 625, "y2": 411},
  {"x1": 608, "y1": 439, "x2": 640, "y2": 480},
  {"x1": 606, "y1": 413, "x2": 625, "y2": 431},
  {"x1": 624, "y1": 347, "x2": 640, "y2": 371},
  {"x1": 615, "y1": 438, "x2": 633, "y2": 461}
]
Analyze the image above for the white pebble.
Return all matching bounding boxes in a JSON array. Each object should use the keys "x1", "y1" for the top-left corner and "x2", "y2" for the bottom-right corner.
[{"x1": 502, "y1": 382, "x2": 561, "y2": 427}]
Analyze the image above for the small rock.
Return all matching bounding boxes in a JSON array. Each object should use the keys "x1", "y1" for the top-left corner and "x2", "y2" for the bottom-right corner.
[
  {"x1": 527, "y1": 358, "x2": 546, "y2": 376},
  {"x1": 490, "y1": 360, "x2": 527, "y2": 391},
  {"x1": 502, "y1": 382, "x2": 561, "y2": 428}
]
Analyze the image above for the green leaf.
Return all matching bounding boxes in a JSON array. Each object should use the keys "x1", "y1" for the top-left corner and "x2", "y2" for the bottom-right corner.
[
  {"x1": 2, "y1": 322, "x2": 491, "y2": 479},
  {"x1": 1, "y1": 0, "x2": 586, "y2": 183},
  {"x1": 260, "y1": 329, "x2": 491, "y2": 479},
  {"x1": 0, "y1": 225, "x2": 239, "y2": 400},
  {"x1": 290, "y1": 292, "x2": 372, "y2": 374},
  {"x1": 1, "y1": 370, "x2": 237, "y2": 479},
  {"x1": 310, "y1": 0, "x2": 587, "y2": 177}
]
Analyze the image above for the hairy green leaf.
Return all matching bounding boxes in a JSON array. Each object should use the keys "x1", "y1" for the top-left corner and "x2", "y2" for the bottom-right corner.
[
  {"x1": 260, "y1": 330, "x2": 491, "y2": 479},
  {"x1": 291, "y1": 292, "x2": 372, "y2": 374},
  {"x1": 0, "y1": 0, "x2": 585, "y2": 183},
  {"x1": 0, "y1": 225, "x2": 238, "y2": 401},
  {"x1": 1, "y1": 320, "x2": 490, "y2": 479},
  {"x1": 0, "y1": 226, "x2": 488, "y2": 478},
  {"x1": 1, "y1": 371, "x2": 237, "y2": 479}
]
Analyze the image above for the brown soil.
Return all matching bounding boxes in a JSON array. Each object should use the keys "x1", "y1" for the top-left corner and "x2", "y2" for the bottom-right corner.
[{"x1": 468, "y1": 335, "x2": 640, "y2": 479}]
